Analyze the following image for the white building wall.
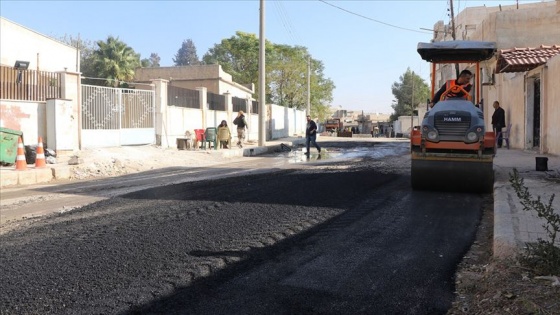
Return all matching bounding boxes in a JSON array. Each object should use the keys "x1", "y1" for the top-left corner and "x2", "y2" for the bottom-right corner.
[
  {"x1": 543, "y1": 55, "x2": 560, "y2": 154},
  {"x1": 160, "y1": 104, "x2": 305, "y2": 149},
  {"x1": 269, "y1": 104, "x2": 306, "y2": 139},
  {"x1": 0, "y1": 17, "x2": 78, "y2": 72},
  {"x1": 0, "y1": 100, "x2": 42, "y2": 145},
  {"x1": 488, "y1": 72, "x2": 525, "y2": 149}
]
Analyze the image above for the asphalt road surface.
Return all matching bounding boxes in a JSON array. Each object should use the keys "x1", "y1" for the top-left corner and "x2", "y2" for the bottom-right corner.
[{"x1": 0, "y1": 142, "x2": 486, "y2": 314}]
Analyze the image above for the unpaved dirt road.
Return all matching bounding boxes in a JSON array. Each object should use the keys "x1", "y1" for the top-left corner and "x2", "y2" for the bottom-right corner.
[{"x1": 0, "y1": 142, "x2": 487, "y2": 314}]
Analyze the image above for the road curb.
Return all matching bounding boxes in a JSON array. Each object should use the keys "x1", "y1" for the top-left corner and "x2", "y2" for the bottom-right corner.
[{"x1": 493, "y1": 180, "x2": 519, "y2": 258}]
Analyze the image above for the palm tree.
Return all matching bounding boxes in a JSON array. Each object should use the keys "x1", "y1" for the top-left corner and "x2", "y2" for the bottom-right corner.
[{"x1": 93, "y1": 36, "x2": 141, "y2": 87}]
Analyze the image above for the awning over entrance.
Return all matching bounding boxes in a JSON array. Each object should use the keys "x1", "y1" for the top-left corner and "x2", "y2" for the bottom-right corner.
[{"x1": 496, "y1": 45, "x2": 560, "y2": 73}]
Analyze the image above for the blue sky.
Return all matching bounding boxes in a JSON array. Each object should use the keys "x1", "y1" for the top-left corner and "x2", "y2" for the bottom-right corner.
[{"x1": 0, "y1": 0, "x2": 546, "y2": 114}]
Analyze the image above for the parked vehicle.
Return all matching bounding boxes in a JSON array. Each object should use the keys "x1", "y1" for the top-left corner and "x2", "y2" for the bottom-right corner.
[{"x1": 324, "y1": 118, "x2": 343, "y2": 133}]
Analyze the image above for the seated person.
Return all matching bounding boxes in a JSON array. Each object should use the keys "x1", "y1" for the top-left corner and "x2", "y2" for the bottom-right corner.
[
  {"x1": 217, "y1": 120, "x2": 231, "y2": 149},
  {"x1": 430, "y1": 69, "x2": 473, "y2": 107}
]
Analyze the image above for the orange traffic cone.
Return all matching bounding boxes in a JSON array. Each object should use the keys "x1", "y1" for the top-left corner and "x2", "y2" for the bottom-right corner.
[
  {"x1": 15, "y1": 136, "x2": 27, "y2": 171},
  {"x1": 35, "y1": 136, "x2": 46, "y2": 168}
]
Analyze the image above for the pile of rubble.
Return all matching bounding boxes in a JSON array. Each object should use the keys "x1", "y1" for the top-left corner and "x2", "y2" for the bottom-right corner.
[
  {"x1": 61, "y1": 145, "x2": 232, "y2": 181},
  {"x1": 68, "y1": 157, "x2": 132, "y2": 180}
]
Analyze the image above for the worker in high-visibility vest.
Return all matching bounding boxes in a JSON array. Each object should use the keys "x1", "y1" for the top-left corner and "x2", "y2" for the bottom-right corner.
[{"x1": 430, "y1": 69, "x2": 473, "y2": 108}]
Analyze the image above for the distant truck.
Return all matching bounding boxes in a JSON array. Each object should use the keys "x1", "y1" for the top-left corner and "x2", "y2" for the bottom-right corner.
[{"x1": 324, "y1": 118, "x2": 343, "y2": 132}]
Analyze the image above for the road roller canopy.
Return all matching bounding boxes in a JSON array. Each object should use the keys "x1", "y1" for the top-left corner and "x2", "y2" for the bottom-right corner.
[{"x1": 417, "y1": 41, "x2": 497, "y2": 63}]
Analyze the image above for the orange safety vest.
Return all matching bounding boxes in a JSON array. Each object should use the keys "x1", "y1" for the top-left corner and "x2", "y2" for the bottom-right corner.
[{"x1": 444, "y1": 80, "x2": 471, "y2": 100}]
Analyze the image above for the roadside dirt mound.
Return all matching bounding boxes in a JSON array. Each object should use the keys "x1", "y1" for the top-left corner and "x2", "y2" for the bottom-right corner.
[
  {"x1": 448, "y1": 199, "x2": 560, "y2": 315},
  {"x1": 61, "y1": 145, "x2": 238, "y2": 180}
]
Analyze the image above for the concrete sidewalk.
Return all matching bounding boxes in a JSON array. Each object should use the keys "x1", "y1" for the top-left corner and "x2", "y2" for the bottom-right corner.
[
  {"x1": 1, "y1": 137, "x2": 559, "y2": 259},
  {"x1": 492, "y1": 148, "x2": 560, "y2": 257}
]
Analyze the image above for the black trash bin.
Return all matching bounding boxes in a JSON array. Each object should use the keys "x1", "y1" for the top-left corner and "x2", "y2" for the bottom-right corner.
[{"x1": 535, "y1": 157, "x2": 548, "y2": 171}]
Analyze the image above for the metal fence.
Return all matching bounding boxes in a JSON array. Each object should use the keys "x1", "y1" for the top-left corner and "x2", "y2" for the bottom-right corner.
[
  {"x1": 232, "y1": 96, "x2": 246, "y2": 112},
  {"x1": 252, "y1": 100, "x2": 259, "y2": 114},
  {"x1": 167, "y1": 85, "x2": 200, "y2": 109},
  {"x1": 0, "y1": 65, "x2": 61, "y2": 101},
  {"x1": 82, "y1": 85, "x2": 154, "y2": 129},
  {"x1": 207, "y1": 91, "x2": 226, "y2": 111}
]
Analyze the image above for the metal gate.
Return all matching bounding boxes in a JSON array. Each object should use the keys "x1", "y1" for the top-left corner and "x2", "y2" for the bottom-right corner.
[{"x1": 81, "y1": 84, "x2": 155, "y2": 148}]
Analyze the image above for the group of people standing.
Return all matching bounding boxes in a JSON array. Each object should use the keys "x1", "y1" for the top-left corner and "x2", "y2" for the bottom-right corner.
[
  {"x1": 217, "y1": 110, "x2": 322, "y2": 158},
  {"x1": 216, "y1": 110, "x2": 248, "y2": 149}
]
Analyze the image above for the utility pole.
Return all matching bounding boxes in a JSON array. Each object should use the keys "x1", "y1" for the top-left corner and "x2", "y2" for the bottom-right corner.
[
  {"x1": 307, "y1": 56, "x2": 311, "y2": 117},
  {"x1": 449, "y1": 0, "x2": 460, "y2": 77},
  {"x1": 411, "y1": 71, "x2": 415, "y2": 134},
  {"x1": 258, "y1": 0, "x2": 266, "y2": 146}
]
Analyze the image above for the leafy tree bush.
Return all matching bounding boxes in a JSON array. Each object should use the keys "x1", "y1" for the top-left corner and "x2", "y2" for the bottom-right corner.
[
  {"x1": 59, "y1": 35, "x2": 99, "y2": 85},
  {"x1": 390, "y1": 68, "x2": 429, "y2": 122},
  {"x1": 142, "y1": 53, "x2": 161, "y2": 68},
  {"x1": 174, "y1": 39, "x2": 200, "y2": 66},
  {"x1": 93, "y1": 36, "x2": 141, "y2": 87},
  {"x1": 202, "y1": 31, "x2": 334, "y2": 119},
  {"x1": 509, "y1": 168, "x2": 560, "y2": 275}
]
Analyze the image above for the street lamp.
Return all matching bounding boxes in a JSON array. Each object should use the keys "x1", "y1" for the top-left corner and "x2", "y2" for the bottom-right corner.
[
  {"x1": 14, "y1": 60, "x2": 30, "y2": 84},
  {"x1": 14, "y1": 60, "x2": 30, "y2": 70}
]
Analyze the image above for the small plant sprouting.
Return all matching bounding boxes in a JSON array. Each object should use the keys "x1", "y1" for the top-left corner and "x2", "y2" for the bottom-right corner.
[{"x1": 509, "y1": 168, "x2": 560, "y2": 275}]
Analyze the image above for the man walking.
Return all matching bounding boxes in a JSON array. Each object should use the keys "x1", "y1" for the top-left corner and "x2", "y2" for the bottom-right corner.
[
  {"x1": 233, "y1": 110, "x2": 248, "y2": 148},
  {"x1": 491, "y1": 101, "x2": 506, "y2": 148},
  {"x1": 305, "y1": 115, "x2": 321, "y2": 157}
]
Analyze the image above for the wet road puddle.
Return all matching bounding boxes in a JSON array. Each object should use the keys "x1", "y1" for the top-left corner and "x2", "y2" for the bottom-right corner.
[{"x1": 269, "y1": 144, "x2": 410, "y2": 164}]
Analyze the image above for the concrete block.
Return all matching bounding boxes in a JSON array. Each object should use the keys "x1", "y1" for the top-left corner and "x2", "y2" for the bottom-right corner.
[
  {"x1": 35, "y1": 168, "x2": 53, "y2": 184},
  {"x1": 51, "y1": 166, "x2": 71, "y2": 180},
  {"x1": 17, "y1": 170, "x2": 36, "y2": 185},
  {"x1": 0, "y1": 171, "x2": 19, "y2": 187},
  {"x1": 243, "y1": 146, "x2": 269, "y2": 157},
  {"x1": 68, "y1": 157, "x2": 84, "y2": 165},
  {"x1": 493, "y1": 237, "x2": 519, "y2": 259},
  {"x1": 220, "y1": 150, "x2": 244, "y2": 158}
]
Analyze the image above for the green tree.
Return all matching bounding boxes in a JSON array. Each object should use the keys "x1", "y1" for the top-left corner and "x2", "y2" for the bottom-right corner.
[
  {"x1": 268, "y1": 47, "x2": 334, "y2": 119},
  {"x1": 203, "y1": 32, "x2": 334, "y2": 118},
  {"x1": 203, "y1": 31, "x2": 263, "y2": 92},
  {"x1": 93, "y1": 36, "x2": 141, "y2": 87},
  {"x1": 142, "y1": 53, "x2": 161, "y2": 68},
  {"x1": 174, "y1": 39, "x2": 200, "y2": 66},
  {"x1": 309, "y1": 59, "x2": 335, "y2": 121},
  {"x1": 59, "y1": 35, "x2": 99, "y2": 85},
  {"x1": 268, "y1": 44, "x2": 308, "y2": 108},
  {"x1": 390, "y1": 68, "x2": 429, "y2": 121}
]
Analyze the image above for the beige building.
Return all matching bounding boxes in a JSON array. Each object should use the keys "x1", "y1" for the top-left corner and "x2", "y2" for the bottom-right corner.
[
  {"x1": 327, "y1": 108, "x2": 390, "y2": 134},
  {"x1": 0, "y1": 17, "x2": 80, "y2": 152},
  {"x1": 134, "y1": 64, "x2": 254, "y2": 99},
  {"x1": 0, "y1": 17, "x2": 78, "y2": 72},
  {"x1": 429, "y1": 1, "x2": 560, "y2": 154}
]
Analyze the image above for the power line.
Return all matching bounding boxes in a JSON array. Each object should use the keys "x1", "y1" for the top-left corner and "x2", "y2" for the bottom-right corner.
[
  {"x1": 272, "y1": 1, "x2": 303, "y2": 44},
  {"x1": 318, "y1": 0, "x2": 432, "y2": 34}
]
